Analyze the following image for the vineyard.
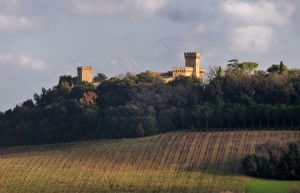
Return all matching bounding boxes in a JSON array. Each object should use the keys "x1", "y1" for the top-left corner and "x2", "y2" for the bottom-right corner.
[{"x1": 0, "y1": 130, "x2": 300, "y2": 193}]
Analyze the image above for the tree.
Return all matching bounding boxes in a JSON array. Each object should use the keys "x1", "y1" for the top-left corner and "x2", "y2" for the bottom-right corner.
[
  {"x1": 192, "y1": 106, "x2": 202, "y2": 129},
  {"x1": 267, "y1": 64, "x2": 280, "y2": 73},
  {"x1": 193, "y1": 103, "x2": 214, "y2": 129},
  {"x1": 242, "y1": 141, "x2": 300, "y2": 179},
  {"x1": 267, "y1": 62, "x2": 288, "y2": 74},
  {"x1": 79, "y1": 91, "x2": 97, "y2": 105},
  {"x1": 227, "y1": 59, "x2": 239, "y2": 71},
  {"x1": 242, "y1": 155, "x2": 259, "y2": 176},
  {"x1": 226, "y1": 60, "x2": 258, "y2": 76},
  {"x1": 263, "y1": 104, "x2": 272, "y2": 128},
  {"x1": 234, "y1": 103, "x2": 247, "y2": 128},
  {"x1": 168, "y1": 76, "x2": 195, "y2": 87},
  {"x1": 270, "y1": 105, "x2": 279, "y2": 127},
  {"x1": 96, "y1": 77, "x2": 135, "y2": 112},
  {"x1": 205, "y1": 79, "x2": 224, "y2": 103},
  {"x1": 71, "y1": 81, "x2": 96, "y2": 100},
  {"x1": 102, "y1": 104, "x2": 147, "y2": 138},
  {"x1": 136, "y1": 122, "x2": 145, "y2": 137},
  {"x1": 205, "y1": 65, "x2": 221, "y2": 83},
  {"x1": 214, "y1": 102, "x2": 224, "y2": 128},
  {"x1": 279, "y1": 61, "x2": 288, "y2": 75},
  {"x1": 217, "y1": 66, "x2": 223, "y2": 78},
  {"x1": 281, "y1": 143, "x2": 300, "y2": 179},
  {"x1": 223, "y1": 103, "x2": 234, "y2": 128},
  {"x1": 157, "y1": 107, "x2": 178, "y2": 132},
  {"x1": 58, "y1": 81, "x2": 72, "y2": 94},
  {"x1": 58, "y1": 75, "x2": 73, "y2": 87},
  {"x1": 93, "y1": 73, "x2": 107, "y2": 83},
  {"x1": 238, "y1": 62, "x2": 259, "y2": 74},
  {"x1": 253, "y1": 104, "x2": 265, "y2": 128},
  {"x1": 22, "y1": 99, "x2": 35, "y2": 109},
  {"x1": 136, "y1": 71, "x2": 164, "y2": 84}
]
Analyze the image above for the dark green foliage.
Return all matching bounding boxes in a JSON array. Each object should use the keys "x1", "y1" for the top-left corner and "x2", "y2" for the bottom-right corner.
[
  {"x1": 93, "y1": 73, "x2": 107, "y2": 83},
  {"x1": 242, "y1": 141, "x2": 300, "y2": 179},
  {"x1": 136, "y1": 122, "x2": 145, "y2": 137},
  {"x1": 280, "y1": 143, "x2": 300, "y2": 179},
  {"x1": 58, "y1": 75, "x2": 73, "y2": 87},
  {"x1": 0, "y1": 62, "x2": 300, "y2": 147},
  {"x1": 239, "y1": 62, "x2": 259, "y2": 74},
  {"x1": 267, "y1": 62, "x2": 288, "y2": 74},
  {"x1": 242, "y1": 155, "x2": 259, "y2": 176}
]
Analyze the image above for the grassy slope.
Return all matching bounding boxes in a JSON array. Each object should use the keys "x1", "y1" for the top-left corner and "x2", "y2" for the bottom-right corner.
[
  {"x1": 0, "y1": 130, "x2": 299, "y2": 193},
  {"x1": 246, "y1": 178, "x2": 300, "y2": 193}
]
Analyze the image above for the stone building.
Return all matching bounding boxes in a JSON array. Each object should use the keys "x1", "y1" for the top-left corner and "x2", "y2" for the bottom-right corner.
[
  {"x1": 77, "y1": 66, "x2": 93, "y2": 83},
  {"x1": 76, "y1": 51, "x2": 205, "y2": 85},
  {"x1": 76, "y1": 66, "x2": 100, "y2": 87},
  {"x1": 161, "y1": 52, "x2": 205, "y2": 82}
]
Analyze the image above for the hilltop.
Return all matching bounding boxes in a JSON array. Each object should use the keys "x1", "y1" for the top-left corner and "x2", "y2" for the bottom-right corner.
[
  {"x1": 0, "y1": 130, "x2": 300, "y2": 193},
  {"x1": 1, "y1": 64, "x2": 300, "y2": 147}
]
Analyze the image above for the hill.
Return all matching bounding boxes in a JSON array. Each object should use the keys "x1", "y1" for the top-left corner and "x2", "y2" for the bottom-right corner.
[
  {"x1": 1, "y1": 67, "x2": 300, "y2": 147},
  {"x1": 0, "y1": 130, "x2": 300, "y2": 193}
]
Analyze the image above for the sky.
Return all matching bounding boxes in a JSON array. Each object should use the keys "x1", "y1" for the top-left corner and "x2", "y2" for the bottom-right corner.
[{"x1": 0, "y1": 0, "x2": 299, "y2": 111}]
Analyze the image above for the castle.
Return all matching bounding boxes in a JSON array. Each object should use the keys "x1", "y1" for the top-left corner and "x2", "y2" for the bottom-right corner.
[
  {"x1": 76, "y1": 66, "x2": 100, "y2": 87},
  {"x1": 161, "y1": 52, "x2": 205, "y2": 82},
  {"x1": 77, "y1": 66, "x2": 93, "y2": 83},
  {"x1": 76, "y1": 51, "x2": 204, "y2": 84}
]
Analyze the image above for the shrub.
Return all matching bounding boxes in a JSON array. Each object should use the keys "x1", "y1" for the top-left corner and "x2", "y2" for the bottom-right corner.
[{"x1": 241, "y1": 141, "x2": 300, "y2": 179}]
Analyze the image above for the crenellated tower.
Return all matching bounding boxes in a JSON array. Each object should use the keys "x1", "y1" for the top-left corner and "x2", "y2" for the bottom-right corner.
[
  {"x1": 77, "y1": 66, "x2": 93, "y2": 83},
  {"x1": 184, "y1": 52, "x2": 201, "y2": 78}
]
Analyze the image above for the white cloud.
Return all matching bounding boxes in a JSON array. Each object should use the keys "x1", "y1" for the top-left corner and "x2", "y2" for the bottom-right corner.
[
  {"x1": 194, "y1": 23, "x2": 206, "y2": 34},
  {"x1": 0, "y1": 53, "x2": 13, "y2": 63},
  {"x1": 110, "y1": 57, "x2": 143, "y2": 74},
  {"x1": 0, "y1": 53, "x2": 49, "y2": 70},
  {"x1": 135, "y1": 1, "x2": 168, "y2": 14},
  {"x1": 0, "y1": 15, "x2": 37, "y2": 31},
  {"x1": 17, "y1": 53, "x2": 49, "y2": 70},
  {"x1": 230, "y1": 25, "x2": 273, "y2": 53},
  {"x1": 70, "y1": 0, "x2": 168, "y2": 19},
  {"x1": 0, "y1": 0, "x2": 19, "y2": 12},
  {"x1": 221, "y1": 1, "x2": 295, "y2": 26}
]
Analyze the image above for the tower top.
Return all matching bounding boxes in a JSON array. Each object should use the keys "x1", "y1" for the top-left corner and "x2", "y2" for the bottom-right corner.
[
  {"x1": 77, "y1": 66, "x2": 92, "y2": 70},
  {"x1": 184, "y1": 52, "x2": 200, "y2": 58}
]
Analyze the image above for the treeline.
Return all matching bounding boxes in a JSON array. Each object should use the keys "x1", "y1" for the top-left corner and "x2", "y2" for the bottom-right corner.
[
  {"x1": 0, "y1": 61, "x2": 300, "y2": 146},
  {"x1": 242, "y1": 140, "x2": 300, "y2": 179}
]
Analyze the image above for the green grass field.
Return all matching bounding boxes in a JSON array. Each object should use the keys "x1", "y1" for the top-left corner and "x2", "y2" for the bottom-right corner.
[
  {"x1": 0, "y1": 130, "x2": 299, "y2": 193},
  {"x1": 246, "y1": 178, "x2": 300, "y2": 193}
]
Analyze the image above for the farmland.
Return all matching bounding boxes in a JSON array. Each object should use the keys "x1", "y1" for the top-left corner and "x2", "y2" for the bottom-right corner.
[{"x1": 0, "y1": 130, "x2": 299, "y2": 193}]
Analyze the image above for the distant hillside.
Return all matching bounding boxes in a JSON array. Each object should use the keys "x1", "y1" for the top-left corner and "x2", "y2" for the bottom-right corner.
[
  {"x1": 0, "y1": 130, "x2": 300, "y2": 193},
  {"x1": 1, "y1": 66, "x2": 300, "y2": 147}
]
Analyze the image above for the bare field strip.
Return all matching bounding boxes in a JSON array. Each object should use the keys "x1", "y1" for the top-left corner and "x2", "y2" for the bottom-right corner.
[{"x1": 0, "y1": 130, "x2": 299, "y2": 193}]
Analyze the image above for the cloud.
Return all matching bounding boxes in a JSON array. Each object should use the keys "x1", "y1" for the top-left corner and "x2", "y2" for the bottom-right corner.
[
  {"x1": 194, "y1": 23, "x2": 206, "y2": 34},
  {"x1": 0, "y1": 53, "x2": 49, "y2": 70},
  {"x1": 220, "y1": 1, "x2": 296, "y2": 54},
  {"x1": 135, "y1": 1, "x2": 168, "y2": 14},
  {"x1": 0, "y1": 0, "x2": 19, "y2": 12},
  {"x1": 230, "y1": 25, "x2": 273, "y2": 53},
  {"x1": 69, "y1": 0, "x2": 168, "y2": 19},
  {"x1": 221, "y1": 1, "x2": 295, "y2": 26},
  {"x1": 110, "y1": 57, "x2": 145, "y2": 74},
  {"x1": 0, "y1": 15, "x2": 37, "y2": 31}
]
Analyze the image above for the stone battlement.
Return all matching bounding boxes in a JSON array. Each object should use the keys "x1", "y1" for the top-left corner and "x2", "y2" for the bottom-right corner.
[
  {"x1": 77, "y1": 66, "x2": 92, "y2": 70},
  {"x1": 184, "y1": 52, "x2": 200, "y2": 58}
]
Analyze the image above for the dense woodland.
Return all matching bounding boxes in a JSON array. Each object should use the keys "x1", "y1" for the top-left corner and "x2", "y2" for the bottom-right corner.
[
  {"x1": 242, "y1": 140, "x2": 300, "y2": 180},
  {"x1": 0, "y1": 61, "x2": 300, "y2": 147}
]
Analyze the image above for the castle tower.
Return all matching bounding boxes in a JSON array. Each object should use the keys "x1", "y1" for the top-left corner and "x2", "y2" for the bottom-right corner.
[
  {"x1": 184, "y1": 52, "x2": 200, "y2": 78},
  {"x1": 77, "y1": 66, "x2": 93, "y2": 83}
]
